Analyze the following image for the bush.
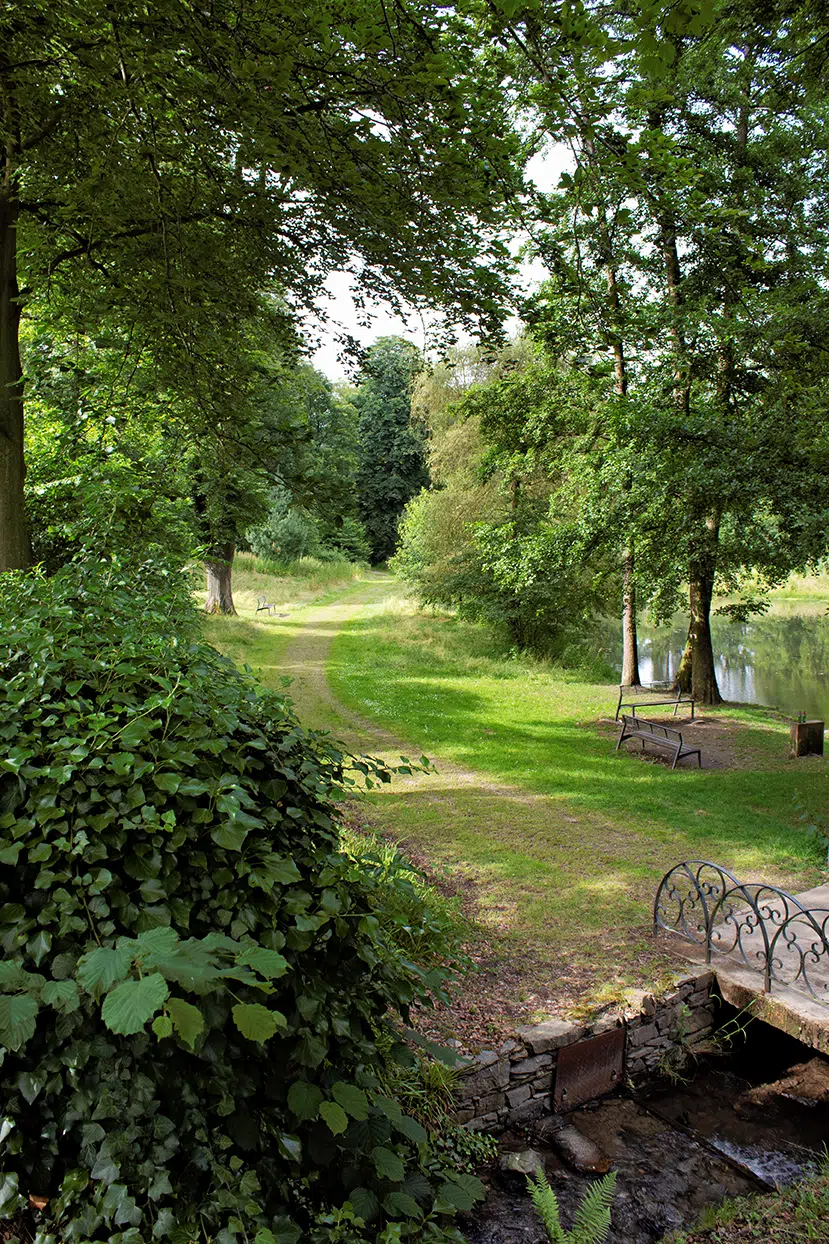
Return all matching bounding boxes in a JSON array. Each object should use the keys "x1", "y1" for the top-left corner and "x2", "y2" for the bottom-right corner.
[{"x1": 0, "y1": 557, "x2": 483, "y2": 1243}]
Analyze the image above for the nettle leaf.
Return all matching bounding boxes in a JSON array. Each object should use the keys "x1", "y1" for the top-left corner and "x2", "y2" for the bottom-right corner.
[
  {"x1": 101, "y1": 974, "x2": 169, "y2": 1036},
  {"x1": 231, "y1": 1003, "x2": 285, "y2": 1043},
  {"x1": 286, "y1": 1081, "x2": 323, "y2": 1123},
  {"x1": 319, "y1": 1101, "x2": 348, "y2": 1136},
  {"x1": 332, "y1": 1081, "x2": 369, "y2": 1121},
  {"x1": 349, "y1": 1187, "x2": 381, "y2": 1222},
  {"x1": 237, "y1": 946, "x2": 289, "y2": 980},
  {"x1": 166, "y1": 997, "x2": 205, "y2": 1048},
  {"x1": 77, "y1": 945, "x2": 133, "y2": 997},
  {"x1": 41, "y1": 979, "x2": 80, "y2": 1013},
  {"x1": 372, "y1": 1146, "x2": 405, "y2": 1183},
  {"x1": 0, "y1": 995, "x2": 39, "y2": 1051},
  {"x1": 384, "y1": 1190, "x2": 421, "y2": 1220}
]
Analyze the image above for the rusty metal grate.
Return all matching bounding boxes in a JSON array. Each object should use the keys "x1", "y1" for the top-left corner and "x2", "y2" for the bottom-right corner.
[{"x1": 553, "y1": 1028, "x2": 625, "y2": 1111}]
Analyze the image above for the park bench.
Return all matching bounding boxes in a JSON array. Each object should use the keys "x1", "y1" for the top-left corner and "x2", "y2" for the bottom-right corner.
[
  {"x1": 616, "y1": 713, "x2": 702, "y2": 770},
  {"x1": 615, "y1": 682, "x2": 695, "y2": 722},
  {"x1": 256, "y1": 595, "x2": 276, "y2": 615}
]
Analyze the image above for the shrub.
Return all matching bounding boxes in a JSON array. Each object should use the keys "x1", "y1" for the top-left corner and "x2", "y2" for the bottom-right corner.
[{"x1": 0, "y1": 557, "x2": 483, "y2": 1243}]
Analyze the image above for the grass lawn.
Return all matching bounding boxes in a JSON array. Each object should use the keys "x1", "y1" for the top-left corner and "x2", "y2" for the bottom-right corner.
[
  {"x1": 326, "y1": 583, "x2": 829, "y2": 1018},
  {"x1": 203, "y1": 562, "x2": 829, "y2": 1033}
]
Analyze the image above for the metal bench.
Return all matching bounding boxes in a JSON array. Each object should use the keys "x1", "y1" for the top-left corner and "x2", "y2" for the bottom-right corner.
[
  {"x1": 256, "y1": 595, "x2": 276, "y2": 615},
  {"x1": 616, "y1": 714, "x2": 702, "y2": 770},
  {"x1": 615, "y1": 682, "x2": 695, "y2": 722}
]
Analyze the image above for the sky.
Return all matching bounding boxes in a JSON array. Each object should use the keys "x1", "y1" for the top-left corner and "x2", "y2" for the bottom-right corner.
[{"x1": 309, "y1": 144, "x2": 573, "y2": 382}]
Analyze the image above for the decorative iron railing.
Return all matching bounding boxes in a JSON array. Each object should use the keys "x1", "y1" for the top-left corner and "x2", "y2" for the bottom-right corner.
[{"x1": 654, "y1": 860, "x2": 829, "y2": 1006}]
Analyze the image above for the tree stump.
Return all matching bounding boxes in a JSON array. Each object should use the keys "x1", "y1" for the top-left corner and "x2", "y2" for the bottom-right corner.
[{"x1": 790, "y1": 720, "x2": 824, "y2": 757}]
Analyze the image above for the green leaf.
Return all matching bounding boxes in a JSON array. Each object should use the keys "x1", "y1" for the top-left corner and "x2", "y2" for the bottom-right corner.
[
  {"x1": 77, "y1": 945, "x2": 133, "y2": 997},
  {"x1": 372, "y1": 1146, "x2": 404, "y2": 1182},
  {"x1": 42, "y1": 979, "x2": 80, "y2": 1013},
  {"x1": 0, "y1": 995, "x2": 38, "y2": 1051},
  {"x1": 166, "y1": 997, "x2": 205, "y2": 1048},
  {"x1": 153, "y1": 772, "x2": 181, "y2": 794},
  {"x1": 152, "y1": 1015, "x2": 174, "y2": 1039},
  {"x1": 383, "y1": 1190, "x2": 422, "y2": 1219},
  {"x1": 395, "y1": 1113, "x2": 427, "y2": 1143},
  {"x1": 286, "y1": 1080, "x2": 322, "y2": 1122},
  {"x1": 238, "y1": 946, "x2": 289, "y2": 979},
  {"x1": 211, "y1": 823, "x2": 249, "y2": 851},
  {"x1": 332, "y1": 1081, "x2": 369, "y2": 1120},
  {"x1": 319, "y1": 1101, "x2": 348, "y2": 1135},
  {"x1": 101, "y1": 974, "x2": 169, "y2": 1035},
  {"x1": 349, "y1": 1187, "x2": 380, "y2": 1222},
  {"x1": 232, "y1": 1003, "x2": 284, "y2": 1042}
]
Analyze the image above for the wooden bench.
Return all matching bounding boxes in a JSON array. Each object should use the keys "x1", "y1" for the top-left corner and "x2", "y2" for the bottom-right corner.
[
  {"x1": 616, "y1": 714, "x2": 702, "y2": 770},
  {"x1": 615, "y1": 683, "x2": 695, "y2": 722}
]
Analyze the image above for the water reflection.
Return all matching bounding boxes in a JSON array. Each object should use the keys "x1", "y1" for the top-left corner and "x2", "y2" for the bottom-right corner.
[{"x1": 607, "y1": 609, "x2": 829, "y2": 721}]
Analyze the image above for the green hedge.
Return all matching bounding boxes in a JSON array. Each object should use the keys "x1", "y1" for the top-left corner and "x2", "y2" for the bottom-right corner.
[{"x1": 0, "y1": 557, "x2": 480, "y2": 1243}]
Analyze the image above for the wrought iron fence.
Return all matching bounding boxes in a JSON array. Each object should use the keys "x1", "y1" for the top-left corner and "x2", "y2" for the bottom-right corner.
[{"x1": 654, "y1": 860, "x2": 829, "y2": 1006}]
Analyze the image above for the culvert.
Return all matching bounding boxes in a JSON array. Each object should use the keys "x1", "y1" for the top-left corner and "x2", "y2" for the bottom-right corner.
[{"x1": 456, "y1": 984, "x2": 829, "y2": 1243}]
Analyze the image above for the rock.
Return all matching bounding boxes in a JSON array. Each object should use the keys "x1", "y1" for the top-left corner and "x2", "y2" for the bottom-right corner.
[
  {"x1": 735, "y1": 1057, "x2": 829, "y2": 1118},
  {"x1": 518, "y1": 1019, "x2": 584, "y2": 1055},
  {"x1": 627, "y1": 1022, "x2": 659, "y2": 1048},
  {"x1": 496, "y1": 1148, "x2": 545, "y2": 1191},
  {"x1": 506, "y1": 1083, "x2": 532, "y2": 1109},
  {"x1": 551, "y1": 1124, "x2": 612, "y2": 1174},
  {"x1": 510, "y1": 1053, "x2": 553, "y2": 1081}
]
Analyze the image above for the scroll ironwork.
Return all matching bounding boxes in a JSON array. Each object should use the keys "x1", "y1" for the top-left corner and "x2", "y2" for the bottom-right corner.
[{"x1": 654, "y1": 860, "x2": 829, "y2": 1006}]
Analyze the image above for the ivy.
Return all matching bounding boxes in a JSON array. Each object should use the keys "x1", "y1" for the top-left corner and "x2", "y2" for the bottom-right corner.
[{"x1": 0, "y1": 556, "x2": 481, "y2": 1241}]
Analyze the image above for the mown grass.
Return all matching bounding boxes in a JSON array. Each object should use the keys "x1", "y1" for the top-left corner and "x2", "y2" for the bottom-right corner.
[
  {"x1": 202, "y1": 561, "x2": 829, "y2": 1019},
  {"x1": 663, "y1": 1162, "x2": 829, "y2": 1243},
  {"x1": 200, "y1": 551, "x2": 370, "y2": 674},
  {"x1": 326, "y1": 586, "x2": 829, "y2": 1002}
]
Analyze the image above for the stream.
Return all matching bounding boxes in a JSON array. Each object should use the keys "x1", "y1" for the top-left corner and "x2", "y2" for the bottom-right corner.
[
  {"x1": 463, "y1": 1019, "x2": 829, "y2": 1243},
  {"x1": 605, "y1": 604, "x2": 829, "y2": 722}
]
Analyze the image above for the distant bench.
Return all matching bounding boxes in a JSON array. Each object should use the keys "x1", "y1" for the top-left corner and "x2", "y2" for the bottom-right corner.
[
  {"x1": 615, "y1": 682, "x2": 695, "y2": 722},
  {"x1": 616, "y1": 714, "x2": 702, "y2": 770}
]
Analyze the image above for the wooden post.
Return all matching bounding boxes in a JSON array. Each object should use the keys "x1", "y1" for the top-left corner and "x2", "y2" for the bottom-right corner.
[{"x1": 790, "y1": 721, "x2": 824, "y2": 758}]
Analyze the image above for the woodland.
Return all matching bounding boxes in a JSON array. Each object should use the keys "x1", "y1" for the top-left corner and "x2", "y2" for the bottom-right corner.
[{"x1": 1, "y1": 0, "x2": 829, "y2": 1242}]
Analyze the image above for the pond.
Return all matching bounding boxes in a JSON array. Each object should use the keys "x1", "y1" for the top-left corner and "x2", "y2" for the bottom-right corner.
[{"x1": 607, "y1": 603, "x2": 829, "y2": 723}]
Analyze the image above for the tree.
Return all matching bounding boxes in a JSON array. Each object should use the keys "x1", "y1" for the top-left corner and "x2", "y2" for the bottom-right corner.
[
  {"x1": 354, "y1": 337, "x2": 429, "y2": 562},
  {"x1": 497, "y1": 0, "x2": 829, "y2": 702},
  {"x1": 1, "y1": 0, "x2": 524, "y2": 571}
]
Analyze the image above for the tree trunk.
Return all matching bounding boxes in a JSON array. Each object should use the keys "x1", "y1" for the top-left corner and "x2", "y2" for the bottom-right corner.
[
  {"x1": 621, "y1": 550, "x2": 641, "y2": 686},
  {"x1": 674, "y1": 624, "x2": 693, "y2": 694},
  {"x1": 0, "y1": 169, "x2": 29, "y2": 571},
  {"x1": 686, "y1": 566, "x2": 722, "y2": 704},
  {"x1": 673, "y1": 518, "x2": 722, "y2": 705},
  {"x1": 204, "y1": 543, "x2": 237, "y2": 614}
]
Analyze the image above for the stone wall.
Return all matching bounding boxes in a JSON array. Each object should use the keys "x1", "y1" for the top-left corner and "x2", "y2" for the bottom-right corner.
[{"x1": 453, "y1": 971, "x2": 716, "y2": 1133}]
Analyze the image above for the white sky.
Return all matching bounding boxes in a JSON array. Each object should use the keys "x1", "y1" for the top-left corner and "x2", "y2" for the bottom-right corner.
[{"x1": 310, "y1": 143, "x2": 572, "y2": 381}]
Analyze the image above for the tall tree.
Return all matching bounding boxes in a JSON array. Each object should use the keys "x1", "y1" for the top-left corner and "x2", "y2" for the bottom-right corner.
[
  {"x1": 499, "y1": 0, "x2": 829, "y2": 702},
  {"x1": 354, "y1": 337, "x2": 429, "y2": 562},
  {"x1": 1, "y1": 0, "x2": 524, "y2": 570}
]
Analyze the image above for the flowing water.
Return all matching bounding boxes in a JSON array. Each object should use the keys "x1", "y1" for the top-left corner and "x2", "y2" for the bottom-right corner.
[
  {"x1": 605, "y1": 604, "x2": 829, "y2": 722},
  {"x1": 464, "y1": 1021, "x2": 829, "y2": 1244}
]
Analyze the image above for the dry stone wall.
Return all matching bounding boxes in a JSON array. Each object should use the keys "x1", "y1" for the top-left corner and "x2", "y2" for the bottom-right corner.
[{"x1": 453, "y1": 971, "x2": 716, "y2": 1132}]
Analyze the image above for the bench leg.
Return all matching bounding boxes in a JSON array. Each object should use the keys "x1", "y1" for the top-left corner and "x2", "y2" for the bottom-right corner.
[{"x1": 697, "y1": 752, "x2": 702, "y2": 768}]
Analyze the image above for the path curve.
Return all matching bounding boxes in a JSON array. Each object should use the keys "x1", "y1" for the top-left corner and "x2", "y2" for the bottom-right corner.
[{"x1": 277, "y1": 573, "x2": 547, "y2": 801}]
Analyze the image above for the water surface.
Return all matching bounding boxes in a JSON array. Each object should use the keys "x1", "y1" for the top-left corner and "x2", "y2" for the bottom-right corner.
[{"x1": 608, "y1": 605, "x2": 829, "y2": 722}]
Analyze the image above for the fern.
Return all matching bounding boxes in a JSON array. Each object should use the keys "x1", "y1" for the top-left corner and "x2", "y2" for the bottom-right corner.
[
  {"x1": 527, "y1": 1170, "x2": 566, "y2": 1244},
  {"x1": 527, "y1": 1169, "x2": 617, "y2": 1244},
  {"x1": 570, "y1": 1171, "x2": 617, "y2": 1244}
]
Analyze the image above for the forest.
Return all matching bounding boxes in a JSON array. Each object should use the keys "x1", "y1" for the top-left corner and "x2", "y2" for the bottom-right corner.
[{"x1": 2, "y1": 0, "x2": 829, "y2": 1242}]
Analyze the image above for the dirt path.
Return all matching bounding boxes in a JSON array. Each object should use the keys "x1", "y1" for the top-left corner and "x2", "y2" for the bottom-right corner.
[{"x1": 274, "y1": 574, "x2": 685, "y2": 1048}]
